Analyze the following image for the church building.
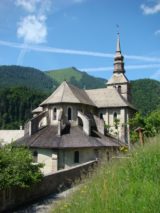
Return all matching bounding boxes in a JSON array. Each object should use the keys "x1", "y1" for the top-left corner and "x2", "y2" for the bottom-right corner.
[{"x1": 17, "y1": 35, "x2": 136, "y2": 174}]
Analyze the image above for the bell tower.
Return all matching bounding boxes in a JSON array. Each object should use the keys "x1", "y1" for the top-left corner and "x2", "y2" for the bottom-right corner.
[{"x1": 107, "y1": 34, "x2": 131, "y2": 102}]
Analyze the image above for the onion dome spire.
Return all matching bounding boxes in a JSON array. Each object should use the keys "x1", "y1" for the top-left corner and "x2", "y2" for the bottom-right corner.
[{"x1": 114, "y1": 33, "x2": 125, "y2": 74}]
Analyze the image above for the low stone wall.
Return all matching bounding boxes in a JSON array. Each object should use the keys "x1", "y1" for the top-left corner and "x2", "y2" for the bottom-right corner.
[
  {"x1": 0, "y1": 130, "x2": 24, "y2": 145},
  {"x1": 0, "y1": 160, "x2": 97, "y2": 212}
]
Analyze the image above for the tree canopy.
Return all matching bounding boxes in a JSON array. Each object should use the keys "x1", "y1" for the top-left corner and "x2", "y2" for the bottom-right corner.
[
  {"x1": 0, "y1": 87, "x2": 48, "y2": 129},
  {"x1": 129, "y1": 108, "x2": 160, "y2": 143},
  {"x1": 131, "y1": 79, "x2": 160, "y2": 115},
  {"x1": 0, "y1": 145, "x2": 43, "y2": 190}
]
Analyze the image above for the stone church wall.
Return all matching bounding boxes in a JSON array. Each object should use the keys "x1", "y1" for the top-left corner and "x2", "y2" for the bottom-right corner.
[
  {"x1": 64, "y1": 148, "x2": 96, "y2": 169},
  {"x1": 32, "y1": 148, "x2": 58, "y2": 174}
]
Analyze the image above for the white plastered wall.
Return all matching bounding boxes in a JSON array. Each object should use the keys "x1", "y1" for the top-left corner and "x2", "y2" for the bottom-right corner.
[
  {"x1": 64, "y1": 148, "x2": 96, "y2": 169},
  {"x1": 99, "y1": 108, "x2": 129, "y2": 143},
  {"x1": 47, "y1": 104, "x2": 95, "y2": 126},
  {"x1": 0, "y1": 130, "x2": 24, "y2": 145},
  {"x1": 32, "y1": 148, "x2": 58, "y2": 174}
]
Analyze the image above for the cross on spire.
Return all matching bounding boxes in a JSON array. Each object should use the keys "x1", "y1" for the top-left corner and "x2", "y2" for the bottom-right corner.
[
  {"x1": 116, "y1": 24, "x2": 120, "y2": 35},
  {"x1": 116, "y1": 24, "x2": 121, "y2": 52}
]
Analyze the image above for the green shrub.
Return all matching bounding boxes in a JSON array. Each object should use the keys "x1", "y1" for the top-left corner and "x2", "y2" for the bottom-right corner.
[{"x1": 0, "y1": 144, "x2": 43, "y2": 189}]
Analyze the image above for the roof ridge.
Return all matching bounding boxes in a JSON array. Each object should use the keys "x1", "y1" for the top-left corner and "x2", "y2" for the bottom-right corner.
[
  {"x1": 40, "y1": 83, "x2": 63, "y2": 106},
  {"x1": 113, "y1": 88, "x2": 137, "y2": 110},
  {"x1": 65, "y1": 82, "x2": 81, "y2": 103},
  {"x1": 85, "y1": 87, "x2": 108, "y2": 92},
  {"x1": 60, "y1": 81, "x2": 66, "y2": 103},
  {"x1": 69, "y1": 83, "x2": 95, "y2": 106}
]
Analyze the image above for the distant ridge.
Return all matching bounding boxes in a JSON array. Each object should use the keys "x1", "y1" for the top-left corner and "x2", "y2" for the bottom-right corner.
[
  {"x1": 46, "y1": 67, "x2": 106, "y2": 89},
  {"x1": 0, "y1": 65, "x2": 56, "y2": 91},
  {"x1": 0, "y1": 65, "x2": 159, "y2": 115}
]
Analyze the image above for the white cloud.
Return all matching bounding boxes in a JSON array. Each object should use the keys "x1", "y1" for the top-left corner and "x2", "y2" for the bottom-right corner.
[
  {"x1": 141, "y1": 1, "x2": 160, "y2": 15},
  {"x1": 15, "y1": 0, "x2": 51, "y2": 44},
  {"x1": 15, "y1": 0, "x2": 41, "y2": 13},
  {"x1": 15, "y1": 0, "x2": 51, "y2": 64},
  {"x1": 17, "y1": 15, "x2": 47, "y2": 44}
]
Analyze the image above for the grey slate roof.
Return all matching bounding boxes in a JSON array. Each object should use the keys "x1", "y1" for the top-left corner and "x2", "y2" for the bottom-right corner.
[
  {"x1": 39, "y1": 81, "x2": 135, "y2": 110},
  {"x1": 85, "y1": 87, "x2": 135, "y2": 109},
  {"x1": 40, "y1": 81, "x2": 95, "y2": 106},
  {"x1": 107, "y1": 73, "x2": 129, "y2": 85},
  {"x1": 32, "y1": 106, "x2": 43, "y2": 113},
  {"x1": 16, "y1": 125, "x2": 120, "y2": 149}
]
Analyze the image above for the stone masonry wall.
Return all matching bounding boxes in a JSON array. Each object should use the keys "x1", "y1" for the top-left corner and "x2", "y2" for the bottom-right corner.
[{"x1": 0, "y1": 160, "x2": 97, "y2": 213}]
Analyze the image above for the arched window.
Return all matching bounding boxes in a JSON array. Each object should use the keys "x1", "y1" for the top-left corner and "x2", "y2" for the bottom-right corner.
[
  {"x1": 74, "y1": 151, "x2": 79, "y2": 163},
  {"x1": 78, "y1": 116, "x2": 83, "y2": 127},
  {"x1": 68, "y1": 107, "x2": 72, "y2": 121},
  {"x1": 33, "y1": 151, "x2": 38, "y2": 163},
  {"x1": 113, "y1": 112, "x2": 118, "y2": 129},
  {"x1": 99, "y1": 112, "x2": 103, "y2": 120},
  {"x1": 53, "y1": 108, "x2": 57, "y2": 120},
  {"x1": 118, "y1": 85, "x2": 121, "y2": 93}
]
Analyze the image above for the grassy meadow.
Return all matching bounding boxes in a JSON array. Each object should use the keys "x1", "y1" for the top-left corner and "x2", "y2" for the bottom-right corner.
[{"x1": 52, "y1": 135, "x2": 160, "y2": 213}]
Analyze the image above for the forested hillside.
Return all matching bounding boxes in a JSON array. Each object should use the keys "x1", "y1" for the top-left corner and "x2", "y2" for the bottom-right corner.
[
  {"x1": 46, "y1": 67, "x2": 106, "y2": 89},
  {"x1": 0, "y1": 65, "x2": 56, "y2": 91},
  {"x1": 131, "y1": 79, "x2": 160, "y2": 114},
  {"x1": 0, "y1": 87, "x2": 48, "y2": 129}
]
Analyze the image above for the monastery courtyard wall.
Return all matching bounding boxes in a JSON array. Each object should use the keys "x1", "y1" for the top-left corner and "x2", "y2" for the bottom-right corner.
[
  {"x1": 0, "y1": 160, "x2": 97, "y2": 213},
  {"x1": 0, "y1": 130, "x2": 24, "y2": 145}
]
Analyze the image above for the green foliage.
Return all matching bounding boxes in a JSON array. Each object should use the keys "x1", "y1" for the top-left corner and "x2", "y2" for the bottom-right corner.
[
  {"x1": 145, "y1": 108, "x2": 160, "y2": 136},
  {"x1": 0, "y1": 145, "x2": 43, "y2": 189},
  {"x1": 129, "y1": 109, "x2": 160, "y2": 143},
  {"x1": 114, "y1": 118, "x2": 120, "y2": 130},
  {"x1": 0, "y1": 65, "x2": 56, "y2": 91},
  {"x1": 0, "y1": 87, "x2": 48, "y2": 129},
  {"x1": 46, "y1": 67, "x2": 106, "y2": 89},
  {"x1": 131, "y1": 79, "x2": 160, "y2": 115},
  {"x1": 53, "y1": 135, "x2": 160, "y2": 213}
]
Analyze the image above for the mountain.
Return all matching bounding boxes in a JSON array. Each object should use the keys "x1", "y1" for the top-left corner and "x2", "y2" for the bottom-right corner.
[
  {"x1": 46, "y1": 67, "x2": 106, "y2": 89},
  {"x1": 0, "y1": 65, "x2": 57, "y2": 91},
  {"x1": 131, "y1": 79, "x2": 160, "y2": 115},
  {"x1": 1, "y1": 65, "x2": 160, "y2": 130},
  {"x1": 46, "y1": 67, "x2": 160, "y2": 114}
]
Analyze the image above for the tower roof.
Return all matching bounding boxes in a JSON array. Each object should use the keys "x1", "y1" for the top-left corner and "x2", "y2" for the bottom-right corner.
[{"x1": 113, "y1": 33, "x2": 125, "y2": 74}]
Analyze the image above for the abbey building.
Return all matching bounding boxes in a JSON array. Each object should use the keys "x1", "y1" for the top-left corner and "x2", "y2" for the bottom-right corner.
[{"x1": 16, "y1": 35, "x2": 136, "y2": 174}]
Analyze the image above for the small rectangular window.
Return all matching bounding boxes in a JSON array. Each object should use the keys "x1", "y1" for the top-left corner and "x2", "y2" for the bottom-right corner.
[
  {"x1": 74, "y1": 151, "x2": 79, "y2": 163},
  {"x1": 53, "y1": 108, "x2": 57, "y2": 120}
]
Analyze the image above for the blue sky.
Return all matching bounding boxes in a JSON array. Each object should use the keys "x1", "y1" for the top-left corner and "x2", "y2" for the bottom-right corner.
[{"x1": 0, "y1": 0, "x2": 160, "y2": 81}]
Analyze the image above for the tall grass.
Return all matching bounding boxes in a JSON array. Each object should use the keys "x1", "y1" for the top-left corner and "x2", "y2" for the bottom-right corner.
[{"x1": 52, "y1": 135, "x2": 160, "y2": 213}]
